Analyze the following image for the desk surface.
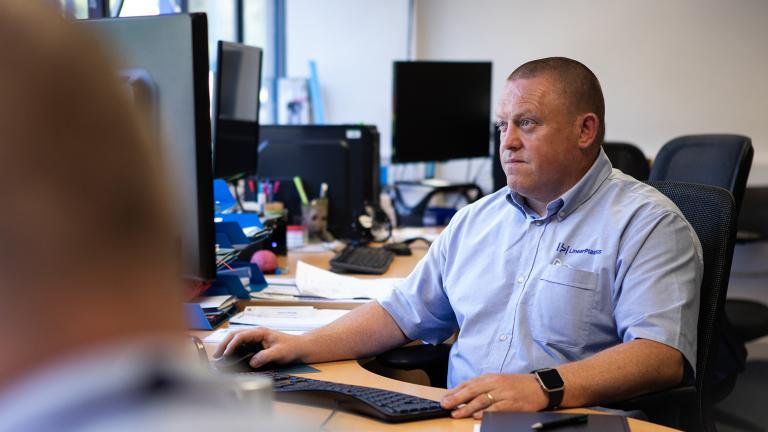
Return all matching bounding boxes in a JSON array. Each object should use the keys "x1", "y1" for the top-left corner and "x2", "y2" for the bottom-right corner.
[{"x1": 243, "y1": 243, "x2": 429, "y2": 310}]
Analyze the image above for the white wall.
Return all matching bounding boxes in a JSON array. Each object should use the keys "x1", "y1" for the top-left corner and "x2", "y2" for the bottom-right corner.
[
  {"x1": 285, "y1": 0, "x2": 409, "y2": 164},
  {"x1": 416, "y1": 0, "x2": 768, "y2": 184}
]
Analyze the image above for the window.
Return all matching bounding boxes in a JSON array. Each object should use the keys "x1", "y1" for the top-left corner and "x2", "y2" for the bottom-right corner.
[
  {"x1": 58, "y1": 0, "x2": 278, "y2": 123},
  {"x1": 118, "y1": 0, "x2": 182, "y2": 17}
]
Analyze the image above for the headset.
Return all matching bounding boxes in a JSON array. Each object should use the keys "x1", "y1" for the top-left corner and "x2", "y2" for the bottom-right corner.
[{"x1": 351, "y1": 202, "x2": 392, "y2": 244}]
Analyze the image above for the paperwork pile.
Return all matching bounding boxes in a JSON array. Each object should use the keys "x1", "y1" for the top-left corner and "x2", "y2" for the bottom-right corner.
[
  {"x1": 251, "y1": 261, "x2": 403, "y2": 301},
  {"x1": 229, "y1": 306, "x2": 348, "y2": 332}
]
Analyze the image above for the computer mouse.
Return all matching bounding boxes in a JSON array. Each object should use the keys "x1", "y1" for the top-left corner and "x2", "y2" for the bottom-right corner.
[
  {"x1": 383, "y1": 242, "x2": 412, "y2": 256},
  {"x1": 214, "y1": 341, "x2": 265, "y2": 373}
]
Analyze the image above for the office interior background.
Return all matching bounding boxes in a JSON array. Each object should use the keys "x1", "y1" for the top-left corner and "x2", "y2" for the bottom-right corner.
[{"x1": 60, "y1": 0, "x2": 768, "y2": 429}]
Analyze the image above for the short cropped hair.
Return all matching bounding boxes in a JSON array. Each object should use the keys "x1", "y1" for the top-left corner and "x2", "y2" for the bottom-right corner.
[{"x1": 508, "y1": 57, "x2": 605, "y2": 146}]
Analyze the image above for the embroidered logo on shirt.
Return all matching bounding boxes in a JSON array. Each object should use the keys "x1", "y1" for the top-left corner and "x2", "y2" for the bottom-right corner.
[{"x1": 556, "y1": 242, "x2": 602, "y2": 255}]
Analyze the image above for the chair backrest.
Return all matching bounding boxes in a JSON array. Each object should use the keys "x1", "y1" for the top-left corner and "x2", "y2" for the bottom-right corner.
[
  {"x1": 646, "y1": 181, "x2": 737, "y2": 432},
  {"x1": 649, "y1": 135, "x2": 753, "y2": 215},
  {"x1": 603, "y1": 142, "x2": 650, "y2": 181}
]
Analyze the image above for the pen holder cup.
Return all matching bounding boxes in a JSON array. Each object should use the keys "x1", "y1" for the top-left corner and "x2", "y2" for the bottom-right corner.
[{"x1": 302, "y1": 198, "x2": 329, "y2": 241}]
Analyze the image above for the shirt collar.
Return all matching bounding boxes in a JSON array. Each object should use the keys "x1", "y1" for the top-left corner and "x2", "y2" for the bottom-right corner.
[{"x1": 505, "y1": 148, "x2": 613, "y2": 222}]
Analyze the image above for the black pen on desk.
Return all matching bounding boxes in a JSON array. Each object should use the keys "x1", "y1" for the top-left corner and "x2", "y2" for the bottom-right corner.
[{"x1": 531, "y1": 414, "x2": 588, "y2": 430}]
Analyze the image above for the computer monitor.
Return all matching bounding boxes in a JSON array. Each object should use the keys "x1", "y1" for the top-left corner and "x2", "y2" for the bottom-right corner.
[
  {"x1": 258, "y1": 125, "x2": 380, "y2": 215},
  {"x1": 257, "y1": 140, "x2": 352, "y2": 238},
  {"x1": 81, "y1": 14, "x2": 216, "y2": 281},
  {"x1": 213, "y1": 41, "x2": 263, "y2": 180},
  {"x1": 391, "y1": 61, "x2": 492, "y2": 163}
]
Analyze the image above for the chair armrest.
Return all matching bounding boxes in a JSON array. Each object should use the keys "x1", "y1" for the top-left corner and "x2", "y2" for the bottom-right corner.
[
  {"x1": 376, "y1": 344, "x2": 451, "y2": 388},
  {"x1": 604, "y1": 385, "x2": 697, "y2": 430}
]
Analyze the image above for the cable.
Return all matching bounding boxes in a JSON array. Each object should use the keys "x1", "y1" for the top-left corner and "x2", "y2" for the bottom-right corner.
[{"x1": 319, "y1": 401, "x2": 340, "y2": 430}]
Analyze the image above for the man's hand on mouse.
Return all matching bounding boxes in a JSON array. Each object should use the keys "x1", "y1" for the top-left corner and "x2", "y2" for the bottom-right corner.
[{"x1": 214, "y1": 328, "x2": 305, "y2": 369}]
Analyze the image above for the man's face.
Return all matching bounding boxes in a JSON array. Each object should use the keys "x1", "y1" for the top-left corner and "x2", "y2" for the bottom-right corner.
[{"x1": 495, "y1": 75, "x2": 587, "y2": 205}]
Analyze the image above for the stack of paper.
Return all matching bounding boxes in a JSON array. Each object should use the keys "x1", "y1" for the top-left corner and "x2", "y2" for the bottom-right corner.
[
  {"x1": 229, "y1": 306, "x2": 348, "y2": 332},
  {"x1": 193, "y1": 295, "x2": 237, "y2": 312},
  {"x1": 251, "y1": 261, "x2": 403, "y2": 301}
]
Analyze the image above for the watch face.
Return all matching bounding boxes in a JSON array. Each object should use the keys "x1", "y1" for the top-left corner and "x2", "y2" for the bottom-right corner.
[{"x1": 537, "y1": 368, "x2": 565, "y2": 390}]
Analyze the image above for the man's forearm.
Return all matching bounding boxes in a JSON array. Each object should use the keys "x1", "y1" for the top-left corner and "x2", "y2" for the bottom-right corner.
[
  {"x1": 298, "y1": 301, "x2": 409, "y2": 364},
  {"x1": 558, "y1": 339, "x2": 684, "y2": 407}
]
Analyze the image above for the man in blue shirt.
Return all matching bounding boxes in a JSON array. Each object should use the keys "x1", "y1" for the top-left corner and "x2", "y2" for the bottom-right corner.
[{"x1": 218, "y1": 57, "x2": 702, "y2": 419}]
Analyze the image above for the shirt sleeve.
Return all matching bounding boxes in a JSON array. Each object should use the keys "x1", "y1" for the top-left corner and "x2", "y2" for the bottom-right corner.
[
  {"x1": 613, "y1": 209, "x2": 703, "y2": 371},
  {"x1": 377, "y1": 224, "x2": 459, "y2": 345}
]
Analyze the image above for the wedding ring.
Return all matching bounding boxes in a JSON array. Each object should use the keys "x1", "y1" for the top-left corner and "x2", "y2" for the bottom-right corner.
[{"x1": 486, "y1": 392, "x2": 495, "y2": 404}]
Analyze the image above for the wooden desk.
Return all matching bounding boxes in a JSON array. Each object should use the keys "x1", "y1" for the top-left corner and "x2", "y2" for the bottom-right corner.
[{"x1": 241, "y1": 244, "x2": 429, "y2": 310}]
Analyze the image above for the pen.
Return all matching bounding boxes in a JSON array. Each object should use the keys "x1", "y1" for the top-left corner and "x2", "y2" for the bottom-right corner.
[
  {"x1": 293, "y1": 176, "x2": 309, "y2": 205},
  {"x1": 319, "y1": 182, "x2": 328, "y2": 198},
  {"x1": 531, "y1": 414, "x2": 588, "y2": 430}
]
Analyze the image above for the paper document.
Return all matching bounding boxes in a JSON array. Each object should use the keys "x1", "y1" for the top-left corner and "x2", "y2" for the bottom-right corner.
[
  {"x1": 190, "y1": 295, "x2": 236, "y2": 311},
  {"x1": 263, "y1": 277, "x2": 296, "y2": 286},
  {"x1": 294, "y1": 261, "x2": 402, "y2": 300},
  {"x1": 229, "y1": 306, "x2": 348, "y2": 331}
]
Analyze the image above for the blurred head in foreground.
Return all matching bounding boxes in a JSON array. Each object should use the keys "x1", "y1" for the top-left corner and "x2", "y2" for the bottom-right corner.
[
  {"x1": 0, "y1": 3, "x2": 289, "y2": 432},
  {"x1": 0, "y1": 0, "x2": 182, "y2": 378}
]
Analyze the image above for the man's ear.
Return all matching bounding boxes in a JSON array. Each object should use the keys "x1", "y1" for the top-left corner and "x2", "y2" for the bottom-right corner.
[{"x1": 576, "y1": 113, "x2": 599, "y2": 150}]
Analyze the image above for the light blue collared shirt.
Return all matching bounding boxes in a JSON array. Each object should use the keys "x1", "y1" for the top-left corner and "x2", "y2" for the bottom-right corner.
[{"x1": 379, "y1": 150, "x2": 702, "y2": 388}]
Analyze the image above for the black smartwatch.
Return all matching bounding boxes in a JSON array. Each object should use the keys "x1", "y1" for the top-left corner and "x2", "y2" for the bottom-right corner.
[{"x1": 532, "y1": 368, "x2": 565, "y2": 410}]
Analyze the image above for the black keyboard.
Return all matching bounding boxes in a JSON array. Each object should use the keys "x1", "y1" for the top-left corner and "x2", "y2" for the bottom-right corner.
[
  {"x1": 267, "y1": 373, "x2": 450, "y2": 423},
  {"x1": 330, "y1": 245, "x2": 395, "y2": 274}
]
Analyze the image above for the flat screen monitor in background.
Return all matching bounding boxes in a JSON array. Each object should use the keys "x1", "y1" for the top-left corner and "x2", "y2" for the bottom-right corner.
[
  {"x1": 258, "y1": 125, "x2": 380, "y2": 215},
  {"x1": 391, "y1": 61, "x2": 492, "y2": 163},
  {"x1": 257, "y1": 140, "x2": 351, "y2": 238},
  {"x1": 213, "y1": 41, "x2": 263, "y2": 180},
  {"x1": 81, "y1": 14, "x2": 216, "y2": 282}
]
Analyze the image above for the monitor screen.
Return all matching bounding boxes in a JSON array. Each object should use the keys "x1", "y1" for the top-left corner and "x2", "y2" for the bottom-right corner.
[
  {"x1": 81, "y1": 14, "x2": 216, "y2": 281},
  {"x1": 213, "y1": 41, "x2": 263, "y2": 179},
  {"x1": 392, "y1": 61, "x2": 492, "y2": 163}
]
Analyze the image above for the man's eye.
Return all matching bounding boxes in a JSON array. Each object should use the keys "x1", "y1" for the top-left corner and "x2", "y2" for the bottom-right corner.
[
  {"x1": 495, "y1": 120, "x2": 508, "y2": 132},
  {"x1": 519, "y1": 119, "x2": 534, "y2": 128}
]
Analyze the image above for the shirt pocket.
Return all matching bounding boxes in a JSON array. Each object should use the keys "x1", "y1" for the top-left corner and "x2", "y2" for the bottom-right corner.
[{"x1": 529, "y1": 264, "x2": 598, "y2": 348}]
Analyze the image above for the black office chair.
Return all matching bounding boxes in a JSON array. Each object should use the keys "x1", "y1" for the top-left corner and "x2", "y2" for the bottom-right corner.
[
  {"x1": 603, "y1": 142, "x2": 650, "y2": 181},
  {"x1": 603, "y1": 182, "x2": 737, "y2": 432},
  {"x1": 649, "y1": 134, "x2": 753, "y2": 215},
  {"x1": 726, "y1": 186, "x2": 768, "y2": 345},
  {"x1": 375, "y1": 182, "x2": 738, "y2": 431},
  {"x1": 649, "y1": 134, "x2": 754, "y2": 403}
]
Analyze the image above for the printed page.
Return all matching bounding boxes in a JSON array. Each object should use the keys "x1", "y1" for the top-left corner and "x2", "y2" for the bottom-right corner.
[{"x1": 295, "y1": 261, "x2": 403, "y2": 300}]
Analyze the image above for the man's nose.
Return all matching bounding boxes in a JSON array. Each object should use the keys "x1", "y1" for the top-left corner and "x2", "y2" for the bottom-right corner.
[{"x1": 501, "y1": 127, "x2": 521, "y2": 150}]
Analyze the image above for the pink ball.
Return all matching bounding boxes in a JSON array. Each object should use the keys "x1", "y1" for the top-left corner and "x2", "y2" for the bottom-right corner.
[{"x1": 251, "y1": 249, "x2": 278, "y2": 273}]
